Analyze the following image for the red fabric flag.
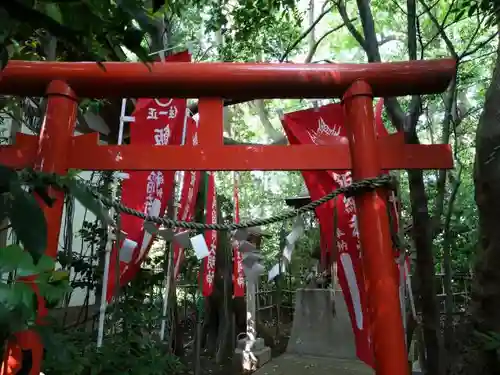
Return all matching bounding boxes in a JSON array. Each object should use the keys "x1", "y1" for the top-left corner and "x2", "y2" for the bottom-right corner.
[
  {"x1": 106, "y1": 51, "x2": 191, "y2": 302},
  {"x1": 202, "y1": 172, "x2": 218, "y2": 296},
  {"x1": 173, "y1": 117, "x2": 202, "y2": 279},
  {"x1": 281, "y1": 102, "x2": 399, "y2": 367},
  {"x1": 232, "y1": 173, "x2": 245, "y2": 297}
]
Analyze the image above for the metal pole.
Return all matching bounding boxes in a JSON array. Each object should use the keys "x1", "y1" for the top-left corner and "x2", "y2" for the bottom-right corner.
[
  {"x1": 97, "y1": 97, "x2": 131, "y2": 347},
  {"x1": 342, "y1": 80, "x2": 409, "y2": 375},
  {"x1": 97, "y1": 181, "x2": 117, "y2": 348}
]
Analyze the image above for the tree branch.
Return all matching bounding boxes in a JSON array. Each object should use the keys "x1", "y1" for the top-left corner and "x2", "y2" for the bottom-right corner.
[
  {"x1": 251, "y1": 100, "x2": 283, "y2": 142},
  {"x1": 337, "y1": 0, "x2": 366, "y2": 52},
  {"x1": 188, "y1": 17, "x2": 353, "y2": 116},
  {"x1": 460, "y1": 32, "x2": 498, "y2": 60},
  {"x1": 279, "y1": 3, "x2": 334, "y2": 62},
  {"x1": 304, "y1": 22, "x2": 350, "y2": 63},
  {"x1": 406, "y1": 0, "x2": 421, "y2": 128},
  {"x1": 418, "y1": 0, "x2": 458, "y2": 59},
  {"x1": 341, "y1": 0, "x2": 408, "y2": 129},
  {"x1": 355, "y1": 0, "x2": 381, "y2": 62}
]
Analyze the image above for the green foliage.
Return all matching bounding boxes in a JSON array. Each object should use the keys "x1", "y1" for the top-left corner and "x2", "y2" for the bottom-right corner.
[
  {"x1": 42, "y1": 268, "x2": 183, "y2": 375},
  {"x1": 473, "y1": 330, "x2": 500, "y2": 351},
  {"x1": 0, "y1": 0, "x2": 154, "y2": 66},
  {"x1": 42, "y1": 329, "x2": 184, "y2": 375},
  {"x1": 0, "y1": 244, "x2": 70, "y2": 343},
  {"x1": 65, "y1": 178, "x2": 112, "y2": 226},
  {"x1": 0, "y1": 166, "x2": 47, "y2": 262}
]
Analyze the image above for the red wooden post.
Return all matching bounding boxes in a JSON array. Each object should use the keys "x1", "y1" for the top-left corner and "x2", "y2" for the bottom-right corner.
[
  {"x1": 35, "y1": 80, "x2": 78, "y2": 258},
  {"x1": 3, "y1": 81, "x2": 78, "y2": 375},
  {"x1": 198, "y1": 98, "x2": 224, "y2": 147},
  {"x1": 343, "y1": 80, "x2": 409, "y2": 375}
]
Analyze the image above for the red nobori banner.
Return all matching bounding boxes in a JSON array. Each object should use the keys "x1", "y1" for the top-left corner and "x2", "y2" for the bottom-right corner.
[
  {"x1": 106, "y1": 51, "x2": 191, "y2": 302},
  {"x1": 202, "y1": 172, "x2": 218, "y2": 296},
  {"x1": 173, "y1": 117, "x2": 202, "y2": 279},
  {"x1": 281, "y1": 102, "x2": 401, "y2": 367},
  {"x1": 232, "y1": 173, "x2": 245, "y2": 297}
]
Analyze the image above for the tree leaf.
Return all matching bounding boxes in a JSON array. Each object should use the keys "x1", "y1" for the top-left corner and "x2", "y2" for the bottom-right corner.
[
  {"x1": 38, "y1": 279, "x2": 70, "y2": 305},
  {"x1": 468, "y1": 3, "x2": 478, "y2": 17},
  {"x1": 65, "y1": 179, "x2": 112, "y2": 225},
  {"x1": 0, "y1": 165, "x2": 18, "y2": 191},
  {"x1": 7, "y1": 184, "x2": 47, "y2": 263},
  {"x1": 12, "y1": 282, "x2": 35, "y2": 312},
  {"x1": 0, "y1": 283, "x2": 13, "y2": 306},
  {"x1": 35, "y1": 254, "x2": 55, "y2": 272},
  {"x1": 44, "y1": 3, "x2": 63, "y2": 24},
  {"x1": 0, "y1": 244, "x2": 36, "y2": 275},
  {"x1": 453, "y1": 8, "x2": 466, "y2": 22},
  {"x1": 48, "y1": 270, "x2": 70, "y2": 283},
  {"x1": 152, "y1": 0, "x2": 166, "y2": 13}
]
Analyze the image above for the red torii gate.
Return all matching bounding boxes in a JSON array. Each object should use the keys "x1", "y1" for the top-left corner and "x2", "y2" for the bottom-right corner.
[{"x1": 0, "y1": 58, "x2": 455, "y2": 375}]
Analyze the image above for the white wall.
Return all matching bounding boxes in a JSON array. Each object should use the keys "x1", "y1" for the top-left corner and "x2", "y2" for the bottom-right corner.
[
  {"x1": 1, "y1": 115, "x2": 100, "y2": 307},
  {"x1": 59, "y1": 171, "x2": 98, "y2": 307}
]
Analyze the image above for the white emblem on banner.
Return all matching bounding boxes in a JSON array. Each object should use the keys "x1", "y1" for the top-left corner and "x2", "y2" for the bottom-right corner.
[
  {"x1": 154, "y1": 126, "x2": 171, "y2": 146},
  {"x1": 154, "y1": 98, "x2": 173, "y2": 107},
  {"x1": 307, "y1": 116, "x2": 342, "y2": 144}
]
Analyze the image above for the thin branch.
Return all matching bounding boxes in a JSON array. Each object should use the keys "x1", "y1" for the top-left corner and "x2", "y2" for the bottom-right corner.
[
  {"x1": 342, "y1": 0, "x2": 406, "y2": 128},
  {"x1": 418, "y1": 0, "x2": 458, "y2": 59},
  {"x1": 189, "y1": 16, "x2": 353, "y2": 116},
  {"x1": 407, "y1": 0, "x2": 417, "y2": 61},
  {"x1": 304, "y1": 22, "x2": 349, "y2": 63},
  {"x1": 407, "y1": 0, "x2": 421, "y2": 125},
  {"x1": 279, "y1": 4, "x2": 335, "y2": 61},
  {"x1": 460, "y1": 32, "x2": 498, "y2": 60},
  {"x1": 416, "y1": 7, "x2": 425, "y2": 59},
  {"x1": 378, "y1": 35, "x2": 398, "y2": 46},
  {"x1": 355, "y1": 0, "x2": 381, "y2": 62},
  {"x1": 337, "y1": 0, "x2": 366, "y2": 53},
  {"x1": 459, "y1": 11, "x2": 486, "y2": 58},
  {"x1": 391, "y1": 0, "x2": 407, "y2": 15}
]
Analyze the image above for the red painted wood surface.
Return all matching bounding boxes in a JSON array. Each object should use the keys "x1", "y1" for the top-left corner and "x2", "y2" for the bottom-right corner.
[
  {"x1": 344, "y1": 80, "x2": 410, "y2": 375},
  {"x1": 0, "y1": 59, "x2": 455, "y2": 99}
]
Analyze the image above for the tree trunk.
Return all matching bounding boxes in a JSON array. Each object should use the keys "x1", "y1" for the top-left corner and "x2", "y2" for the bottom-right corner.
[
  {"x1": 449, "y1": 24, "x2": 500, "y2": 375},
  {"x1": 200, "y1": 200, "x2": 245, "y2": 362},
  {"x1": 407, "y1": 167, "x2": 444, "y2": 375}
]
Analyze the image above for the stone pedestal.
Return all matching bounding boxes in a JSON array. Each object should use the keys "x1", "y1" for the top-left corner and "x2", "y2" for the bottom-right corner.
[
  {"x1": 233, "y1": 337, "x2": 271, "y2": 372},
  {"x1": 287, "y1": 288, "x2": 357, "y2": 359}
]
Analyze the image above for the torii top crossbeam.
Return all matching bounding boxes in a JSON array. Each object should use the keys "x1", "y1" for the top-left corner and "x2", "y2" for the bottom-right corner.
[{"x1": 0, "y1": 59, "x2": 455, "y2": 99}]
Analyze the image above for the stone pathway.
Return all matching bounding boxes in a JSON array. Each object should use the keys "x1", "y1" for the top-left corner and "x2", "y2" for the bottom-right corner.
[{"x1": 254, "y1": 354, "x2": 374, "y2": 375}]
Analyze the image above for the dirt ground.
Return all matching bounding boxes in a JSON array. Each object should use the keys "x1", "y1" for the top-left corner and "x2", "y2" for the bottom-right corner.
[
  {"x1": 181, "y1": 321, "x2": 293, "y2": 375},
  {"x1": 252, "y1": 355, "x2": 373, "y2": 375}
]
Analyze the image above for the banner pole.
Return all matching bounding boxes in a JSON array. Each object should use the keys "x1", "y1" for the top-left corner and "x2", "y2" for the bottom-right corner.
[
  {"x1": 343, "y1": 80, "x2": 409, "y2": 375},
  {"x1": 96, "y1": 94, "x2": 132, "y2": 347},
  {"x1": 97, "y1": 181, "x2": 117, "y2": 348}
]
